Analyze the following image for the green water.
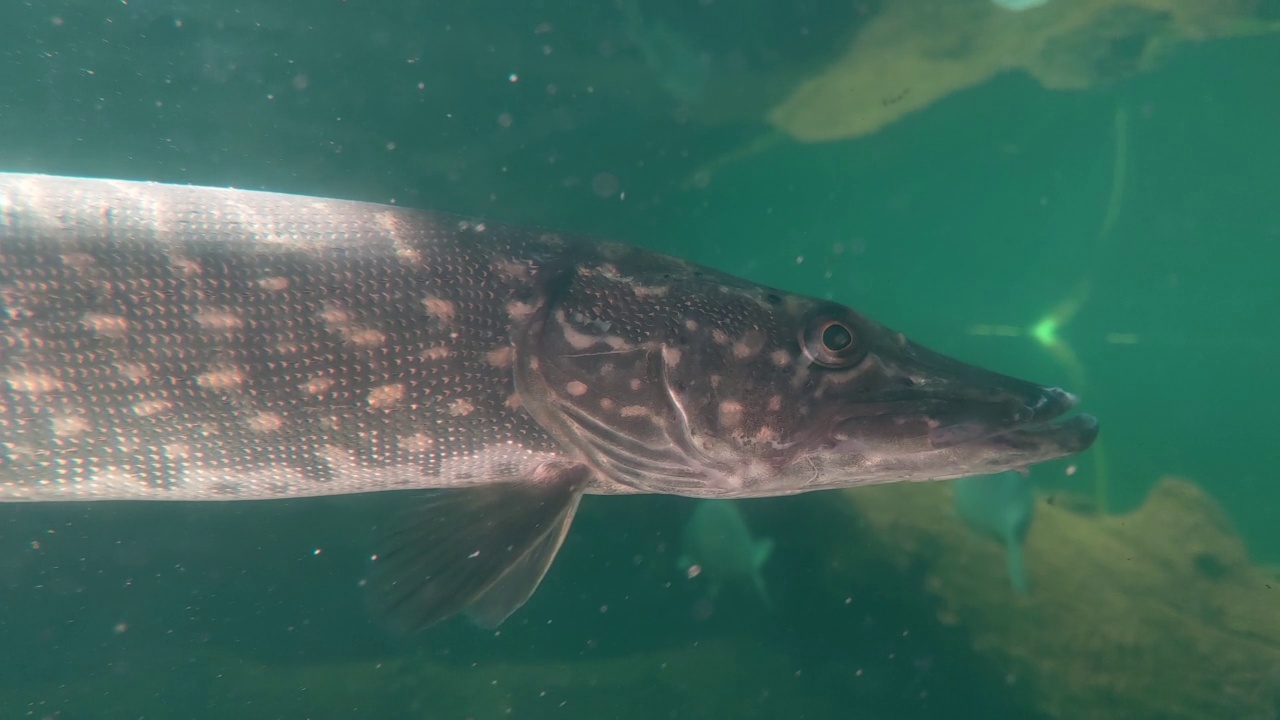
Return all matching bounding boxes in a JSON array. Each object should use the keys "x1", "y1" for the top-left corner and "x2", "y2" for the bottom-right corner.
[{"x1": 1, "y1": 1, "x2": 1278, "y2": 718}]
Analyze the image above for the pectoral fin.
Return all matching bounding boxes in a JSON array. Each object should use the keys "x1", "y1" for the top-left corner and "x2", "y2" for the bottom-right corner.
[
  {"x1": 752, "y1": 538, "x2": 775, "y2": 569},
  {"x1": 366, "y1": 462, "x2": 590, "y2": 633},
  {"x1": 1005, "y1": 540, "x2": 1030, "y2": 595},
  {"x1": 751, "y1": 538, "x2": 775, "y2": 609}
]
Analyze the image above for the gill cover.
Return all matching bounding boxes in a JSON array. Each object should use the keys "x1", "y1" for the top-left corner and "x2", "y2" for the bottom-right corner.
[{"x1": 511, "y1": 255, "x2": 729, "y2": 493}]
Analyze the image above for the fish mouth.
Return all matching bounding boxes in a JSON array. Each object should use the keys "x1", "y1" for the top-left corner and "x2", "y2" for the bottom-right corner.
[
  {"x1": 820, "y1": 337, "x2": 1100, "y2": 482},
  {"x1": 961, "y1": 400, "x2": 1099, "y2": 465},
  {"x1": 927, "y1": 386, "x2": 1098, "y2": 456}
]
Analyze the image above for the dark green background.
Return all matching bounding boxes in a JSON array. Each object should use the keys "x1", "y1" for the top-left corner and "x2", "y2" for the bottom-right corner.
[{"x1": 0, "y1": 1, "x2": 1276, "y2": 717}]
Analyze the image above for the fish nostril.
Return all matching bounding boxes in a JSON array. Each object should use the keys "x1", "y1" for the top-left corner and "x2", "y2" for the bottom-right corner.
[
  {"x1": 1024, "y1": 387, "x2": 1077, "y2": 421},
  {"x1": 1048, "y1": 387, "x2": 1079, "y2": 410},
  {"x1": 893, "y1": 374, "x2": 921, "y2": 389}
]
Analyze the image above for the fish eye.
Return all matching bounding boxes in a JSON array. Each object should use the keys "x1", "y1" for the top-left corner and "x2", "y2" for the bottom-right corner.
[
  {"x1": 801, "y1": 314, "x2": 864, "y2": 368},
  {"x1": 821, "y1": 322, "x2": 853, "y2": 352}
]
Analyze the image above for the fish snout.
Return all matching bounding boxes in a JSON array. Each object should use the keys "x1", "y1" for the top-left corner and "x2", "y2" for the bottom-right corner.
[
  {"x1": 926, "y1": 383, "x2": 1080, "y2": 450},
  {"x1": 820, "y1": 336, "x2": 1101, "y2": 474}
]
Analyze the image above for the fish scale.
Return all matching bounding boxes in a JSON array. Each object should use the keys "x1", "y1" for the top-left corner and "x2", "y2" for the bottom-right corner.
[
  {"x1": 0, "y1": 172, "x2": 1097, "y2": 632},
  {"x1": 0, "y1": 173, "x2": 566, "y2": 501}
]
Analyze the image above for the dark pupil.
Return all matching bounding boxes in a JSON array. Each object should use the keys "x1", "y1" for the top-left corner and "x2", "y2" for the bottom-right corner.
[{"x1": 821, "y1": 323, "x2": 853, "y2": 352}]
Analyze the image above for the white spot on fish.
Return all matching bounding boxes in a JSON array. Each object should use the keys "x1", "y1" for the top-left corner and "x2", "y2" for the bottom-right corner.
[
  {"x1": 632, "y1": 284, "x2": 669, "y2": 297},
  {"x1": 754, "y1": 426, "x2": 780, "y2": 445},
  {"x1": 448, "y1": 398, "x2": 477, "y2": 416},
  {"x1": 342, "y1": 326, "x2": 386, "y2": 348},
  {"x1": 257, "y1": 276, "x2": 290, "y2": 291},
  {"x1": 620, "y1": 405, "x2": 649, "y2": 418},
  {"x1": 59, "y1": 252, "x2": 95, "y2": 271},
  {"x1": 318, "y1": 304, "x2": 385, "y2": 347},
  {"x1": 193, "y1": 308, "x2": 245, "y2": 333},
  {"x1": 491, "y1": 258, "x2": 531, "y2": 280},
  {"x1": 732, "y1": 330, "x2": 766, "y2": 359},
  {"x1": 82, "y1": 312, "x2": 129, "y2": 338},
  {"x1": 115, "y1": 362, "x2": 151, "y2": 382},
  {"x1": 662, "y1": 346, "x2": 682, "y2": 368},
  {"x1": 770, "y1": 349, "x2": 791, "y2": 367},
  {"x1": 791, "y1": 365, "x2": 810, "y2": 388},
  {"x1": 558, "y1": 312, "x2": 603, "y2": 351},
  {"x1": 378, "y1": 211, "x2": 421, "y2": 265},
  {"x1": 581, "y1": 262, "x2": 622, "y2": 280},
  {"x1": 506, "y1": 300, "x2": 536, "y2": 322},
  {"x1": 420, "y1": 345, "x2": 451, "y2": 361},
  {"x1": 246, "y1": 411, "x2": 285, "y2": 433},
  {"x1": 485, "y1": 346, "x2": 514, "y2": 368},
  {"x1": 399, "y1": 432, "x2": 435, "y2": 453},
  {"x1": 600, "y1": 398, "x2": 616, "y2": 411},
  {"x1": 132, "y1": 399, "x2": 172, "y2": 417},
  {"x1": 318, "y1": 305, "x2": 354, "y2": 328},
  {"x1": 367, "y1": 383, "x2": 406, "y2": 408},
  {"x1": 629, "y1": 378, "x2": 642, "y2": 391},
  {"x1": 51, "y1": 414, "x2": 90, "y2": 437},
  {"x1": 767, "y1": 395, "x2": 783, "y2": 412},
  {"x1": 505, "y1": 394, "x2": 522, "y2": 410},
  {"x1": 300, "y1": 376, "x2": 334, "y2": 395},
  {"x1": 272, "y1": 341, "x2": 304, "y2": 356},
  {"x1": 684, "y1": 319, "x2": 699, "y2": 331},
  {"x1": 718, "y1": 400, "x2": 745, "y2": 427},
  {"x1": 566, "y1": 381, "x2": 589, "y2": 397},
  {"x1": 5, "y1": 370, "x2": 64, "y2": 394},
  {"x1": 711, "y1": 329, "x2": 730, "y2": 345},
  {"x1": 197, "y1": 366, "x2": 246, "y2": 392},
  {"x1": 421, "y1": 295, "x2": 457, "y2": 323},
  {"x1": 169, "y1": 255, "x2": 202, "y2": 277}
]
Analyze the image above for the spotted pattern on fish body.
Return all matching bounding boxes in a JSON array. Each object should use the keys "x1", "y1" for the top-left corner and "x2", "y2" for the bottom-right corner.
[
  {"x1": 0, "y1": 175, "x2": 852, "y2": 501},
  {"x1": 0, "y1": 174, "x2": 574, "y2": 501},
  {"x1": 0, "y1": 172, "x2": 1098, "y2": 633},
  {"x1": 515, "y1": 251, "x2": 842, "y2": 495}
]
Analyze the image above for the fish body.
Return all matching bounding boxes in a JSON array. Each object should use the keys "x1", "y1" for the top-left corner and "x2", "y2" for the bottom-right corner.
[
  {"x1": 0, "y1": 172, "x2": 1097, "y2": 630},
  {"x1": 0, "y1": 173, "x2": 571, "y2": 502},
  {"x1": 953, "y1": 471, "x2": 1036, "y2": 593},
  {"x1": 679, "y1": 500, "x2": 774, "y2": 607}
]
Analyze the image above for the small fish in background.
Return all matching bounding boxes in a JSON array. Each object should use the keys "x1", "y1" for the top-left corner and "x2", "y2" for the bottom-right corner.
[
  {"x1": 990, "y1": 0, "x2": 1052, "y2": 11},
  {"x1": 679, "y1": 500, "x2": 775, "y2": 608},
  {"x1": 619, "y1": 0, "x2": 713, "y2": 107},
  {"x1": 953, "y1": 471, "x2": 1036, "y2": 594}
]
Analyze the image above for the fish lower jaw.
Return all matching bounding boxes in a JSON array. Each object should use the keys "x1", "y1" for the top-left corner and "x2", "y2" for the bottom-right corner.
[{"x1": 988, "y1": 412, "x2": 1099, "y2": 455}]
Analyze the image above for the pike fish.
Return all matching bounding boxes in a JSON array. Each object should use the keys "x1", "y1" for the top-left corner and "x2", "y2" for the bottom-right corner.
[{"x1": 0, "y1": 172, "x2": 1098, "y2": 632}]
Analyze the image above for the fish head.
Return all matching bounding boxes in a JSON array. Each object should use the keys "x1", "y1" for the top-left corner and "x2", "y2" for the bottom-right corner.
[
  {"x1": 794, "y1": 302, "x2": 1097, "y2": 479},
  {"x1": 515, "y1": 246, "x2": 1097, "y2": 497}
]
